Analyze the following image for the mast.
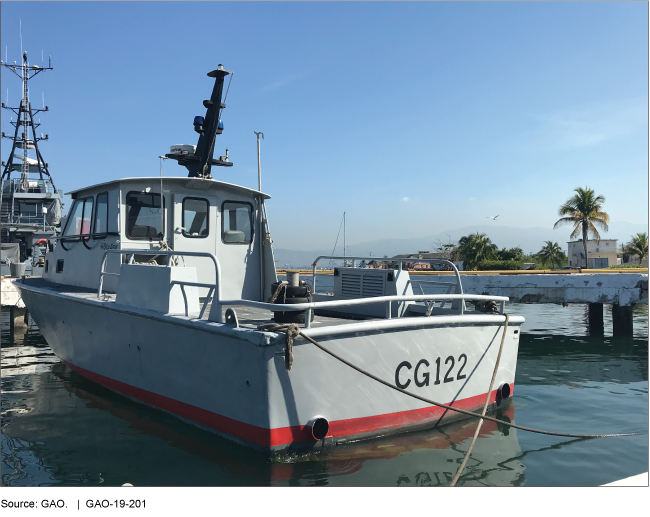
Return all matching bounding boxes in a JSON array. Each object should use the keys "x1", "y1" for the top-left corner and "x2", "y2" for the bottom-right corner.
[
  {"x1": 1, "y1": 50, "x2": 54, "y2": 188},
  {"x1": 343, "y1": 212, "x2": 346, "y2": 265},
  {"x1": 166, "y1": 65, "x2": 234, "y2": 178}
]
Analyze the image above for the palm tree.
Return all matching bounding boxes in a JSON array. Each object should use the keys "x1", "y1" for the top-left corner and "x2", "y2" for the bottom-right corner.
[
  {"x1": 537, "y1": 241, "x2": 564, "y2": 269},
  {"x1": 457, "y1": 233, "x2": 497, "y2": 270},
  {"x1": 623, "y1": 232, "x2": 648, "y2": 264},
  {"x1": 553, "y1": 187, "x2": 610, "y2": 268}
]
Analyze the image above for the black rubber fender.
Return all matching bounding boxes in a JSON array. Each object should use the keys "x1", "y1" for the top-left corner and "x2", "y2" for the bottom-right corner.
[{"x1": 273, "y1": 295, "x2": 314, "y2": 324}]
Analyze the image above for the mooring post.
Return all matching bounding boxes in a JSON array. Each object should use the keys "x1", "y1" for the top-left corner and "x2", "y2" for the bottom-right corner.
[
  {"x1": 588, "y1": 303, "x2": 604, "y2": 334},
  {"x1": 9, "y1": 306, "x2": 15, "y2": 335},
  {"x1": 24, "y1": 309, "x2": 30, "y2": 327},
  {"x1": 612, "y1": 304, "x2": 634, "y2": 337}
]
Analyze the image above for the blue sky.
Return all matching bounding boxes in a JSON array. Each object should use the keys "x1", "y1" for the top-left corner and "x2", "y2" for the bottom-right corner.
[{"x1": 1, "y1": 1, "x2": 647, "y2": 250}]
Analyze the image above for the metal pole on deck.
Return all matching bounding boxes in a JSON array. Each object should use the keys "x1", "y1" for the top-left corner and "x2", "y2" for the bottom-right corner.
[
  {"x1": 158, "y1": 156, "x2": 167, "y2": 243},
  {"x1": 254, "y1": 132, "x2": 265, "y2": 301},
  {"x1": 254, "y1": 132, "x2": 264, "y2": 191}
]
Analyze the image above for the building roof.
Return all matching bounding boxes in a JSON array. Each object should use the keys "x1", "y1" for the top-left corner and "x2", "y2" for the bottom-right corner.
[
  {"x1": 566, "y1": 239, "x2": 617, "y2": 244},
  {"x1": 393, "y1": 253, "x2": 448, "y2": 259}
]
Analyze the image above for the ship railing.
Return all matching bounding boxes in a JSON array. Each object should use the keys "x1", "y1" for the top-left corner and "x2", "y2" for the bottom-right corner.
[
  {"x1": 219, "y1": 294, "x2": 508, "y2": 329},
  {"x1": 310, "y1": 256, "x2": 464, "y2": 297},
  {"x1": 97, "y1": 249, "x2": 222, "y2": 320},
  {"x1": 406, "y1": 279, "x2": 456, "y2": 310},
  {"x1": 6, "y1": 214, "x2": 48, "y2": 225},
  {"x1": 95, "y1": 249, "x2": 507, "y2": 327},
  {"x1": 2, "y1": 178, "x2": 58, "y2": 195}
]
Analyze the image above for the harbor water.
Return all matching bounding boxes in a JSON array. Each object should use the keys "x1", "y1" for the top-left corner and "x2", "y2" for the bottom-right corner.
[{"x1": 1, "y1": 274, "x2": 647, "y2": 486}]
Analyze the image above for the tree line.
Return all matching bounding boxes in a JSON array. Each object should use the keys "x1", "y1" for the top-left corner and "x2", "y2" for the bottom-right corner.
[
  {"x1": 433, "y1": 235, "x2": 567, "y2": 271},
  {"x1": 433, "y1": 187, "x2": 647, "y2": 270}
]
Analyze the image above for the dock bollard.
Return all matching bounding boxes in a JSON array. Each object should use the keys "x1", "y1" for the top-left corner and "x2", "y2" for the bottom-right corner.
[{"x1": 286, "y1": 270, "x2": 300, "y2": 287}]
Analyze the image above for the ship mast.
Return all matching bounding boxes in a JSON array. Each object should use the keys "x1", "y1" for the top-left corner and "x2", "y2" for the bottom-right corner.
[
  {"x1": 165, "y1": 65, "x2": 234, "y2": 178},
  {"x1": 1, "y1": 50, "x2": 54, "y2": 190}
]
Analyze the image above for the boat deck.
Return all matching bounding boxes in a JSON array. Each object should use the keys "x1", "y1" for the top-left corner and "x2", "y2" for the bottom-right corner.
[
  {"x1": 18, "y1": 276, "x2": 496, "y2": 330},
  {"x1": 18, "y1": 277, "x2": 393, "y2": 330}
]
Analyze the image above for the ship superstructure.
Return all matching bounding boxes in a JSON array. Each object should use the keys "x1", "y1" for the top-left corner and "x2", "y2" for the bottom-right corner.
[{"x1": 1, "y1": 50, "x2": 63, "y2": 264}]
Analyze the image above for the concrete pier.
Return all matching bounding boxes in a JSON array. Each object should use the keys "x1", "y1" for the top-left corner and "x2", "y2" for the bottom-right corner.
[
  {"x1": 455, "y1": 272, "x2": 647, "y2": 306},
  {"x1": 410, "y1": 272, "x2": 647, "y2": 335},
  {"x1": 2, "y1": 276, "x2": 29, "y2": 334}
]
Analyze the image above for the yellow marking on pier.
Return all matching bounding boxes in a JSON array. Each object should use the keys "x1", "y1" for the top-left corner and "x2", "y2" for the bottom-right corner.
[{"x1": 277, "y1": 268, "x2": 648, "y2": 276}]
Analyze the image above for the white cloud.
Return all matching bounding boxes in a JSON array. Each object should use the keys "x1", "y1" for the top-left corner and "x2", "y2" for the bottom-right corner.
[
  {"x1": 468, "y1": 197, "x2": 476, "y2": 201},
  {"x1": 532, "y1": 97, "x2": 647, "y2": 150},
  {"x1": 257, "y1": 66, "x2": 317, "y2": 94},
  {"x1": 401, "y1": 197, "x2": 410, "y2": 202}
]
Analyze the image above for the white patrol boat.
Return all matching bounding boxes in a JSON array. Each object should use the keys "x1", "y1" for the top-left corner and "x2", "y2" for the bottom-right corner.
[{"x1": 15, "y1": 65, "x2": 524, "y2": 454}]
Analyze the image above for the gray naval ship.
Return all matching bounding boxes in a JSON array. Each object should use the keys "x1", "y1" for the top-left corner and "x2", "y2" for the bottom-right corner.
[{"x1": 1, "y1": 50, "x2": 63, "y2": 275}]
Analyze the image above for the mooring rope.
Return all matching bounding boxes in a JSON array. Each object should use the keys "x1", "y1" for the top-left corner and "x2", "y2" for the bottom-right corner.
[
  {"x1": 267, "y1": 281, "x2": 288, "y2": 304},
  {"x1": 450, "y1": 313, "x2": 509, "y2": 486},
  {"x1": 257, "y1": 321, "x2": 641, "y2": 445},
  {"x1": 258, "y1": 322, "x2": 300, "y2": 371}
]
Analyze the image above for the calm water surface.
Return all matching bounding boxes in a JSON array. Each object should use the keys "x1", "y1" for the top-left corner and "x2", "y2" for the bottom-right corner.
[{"x1": 1, "y1": 276, "x2": 647, "y2": 486}]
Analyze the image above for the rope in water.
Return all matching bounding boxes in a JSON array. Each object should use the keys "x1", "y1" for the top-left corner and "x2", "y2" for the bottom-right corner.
[
  {"x1": 257, "y1": 322, "x2": 641, "y2": 442},
  {"x1": 450, "y1": 313, "x2": 509, "y2": 486}
]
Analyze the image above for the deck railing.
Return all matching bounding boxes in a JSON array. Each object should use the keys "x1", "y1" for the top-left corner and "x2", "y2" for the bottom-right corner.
[
  {"x1": 97, "y1": 249, "x2": 222, "y2": 320},
  {"x1": 96, "y1": 250, "x2": 507, "y2": 327}
]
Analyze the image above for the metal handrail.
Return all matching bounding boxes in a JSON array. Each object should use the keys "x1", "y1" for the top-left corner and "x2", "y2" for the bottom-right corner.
[
  {"x1": 50, "y1": 232, "x2": 120, "y2": 240},
  {"x1": 221, "y1": 293, "x2": 508, "y2": 329},
  {"x1": 97, "y1": 250, "x2": 222, "y2": 316},
  {"x1": 407, "y1": 279, "x2": 456, "y2": 309},
  {"x1": 310, "y1": 256, "x2": 464, "y2": 297},
  {"x1": 95, "y1": 251, "x2": 503, "y2": 329}
]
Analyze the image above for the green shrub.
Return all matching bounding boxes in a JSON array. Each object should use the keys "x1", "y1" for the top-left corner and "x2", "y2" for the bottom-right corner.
[
  {"x1": 608, "y1": 264, "x2": 645, "y2": 269},
  {"x1": 477, "y1": 260, "x2": 524, "y2": 271}
]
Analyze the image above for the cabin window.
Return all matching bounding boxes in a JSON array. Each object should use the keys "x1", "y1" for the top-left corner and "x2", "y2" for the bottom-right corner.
[
  {"x1": 125, "y1": 191, "x2": 165, "y2": 241},
  {"x1": 62, "y1": 197, "x2": 94, "y2": 237},
  {"x1": 182, "y1": 197, "x2": 209, "y2": 238},
  {"x1": 221, "y1": 201, "x2": 253, "y2": 244},
  {"x1": 93, "y1": 192, "x2": 109, "y2": 237}
]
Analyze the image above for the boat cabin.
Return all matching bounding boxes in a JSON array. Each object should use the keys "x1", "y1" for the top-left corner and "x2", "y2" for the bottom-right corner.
[{"x1": 42, "y1": 176, "x2": 277, "y2": 302}]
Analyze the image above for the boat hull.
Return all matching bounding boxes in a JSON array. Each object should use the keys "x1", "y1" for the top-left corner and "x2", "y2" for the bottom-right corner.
[{"x1": 18, "y1": 283, "x2": 523, "y2": 453}]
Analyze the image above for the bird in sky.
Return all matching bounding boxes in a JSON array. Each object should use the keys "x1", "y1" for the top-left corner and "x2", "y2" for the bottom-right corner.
[{"x1": 486, "y1": 215, "x2": 499, "y2": 220}]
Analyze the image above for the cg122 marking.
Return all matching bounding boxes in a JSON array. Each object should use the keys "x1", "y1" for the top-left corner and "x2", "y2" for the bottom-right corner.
[{"x1": 395, "y1": 354, "x2": 468, "y2": 389}]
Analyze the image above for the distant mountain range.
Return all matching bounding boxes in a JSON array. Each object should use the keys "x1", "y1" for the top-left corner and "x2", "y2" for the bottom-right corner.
[{"x1": 273, "y1": 222, "x2": 648, "y2": 269}]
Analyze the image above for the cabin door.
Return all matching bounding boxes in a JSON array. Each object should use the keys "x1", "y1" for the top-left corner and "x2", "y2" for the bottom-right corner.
[{"x1": 172, "y1": 194, "x2": 218, "y2": 298}]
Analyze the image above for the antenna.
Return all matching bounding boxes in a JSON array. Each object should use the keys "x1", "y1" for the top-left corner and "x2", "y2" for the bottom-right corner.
[
  {"x1": 344, "y1": 212, "x2": 346, "y2": 263},
  {"x1": 19, "y1": 18, "x2": 22, "y2": 56},
  {"x1": 4, "y1": 46, "x2": 6, "y2": 63},
  {"x1": 42, "y1": 49, "x2": 43, "y2": 63},
  {"x1": 42, "y1": 92, "x2": 44, "y2": 109},
  {"x1": 5, "y1": 89, "x2": 8, "y2": 105},
  {"x1": 158, "y1": 156, "x2": 168, "y2": 242},
  {"x1": 254, "y1": 131, "x2": 264, "y2": 191}
]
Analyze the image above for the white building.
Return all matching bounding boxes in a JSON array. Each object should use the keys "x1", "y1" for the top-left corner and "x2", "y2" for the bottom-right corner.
[{"x1": 567, "y1": 239, "x2": 621, "y2": 268}]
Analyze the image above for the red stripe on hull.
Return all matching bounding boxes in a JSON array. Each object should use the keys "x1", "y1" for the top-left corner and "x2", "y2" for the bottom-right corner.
[{"x1": 61, "y1": 359, "x2": 513, "y2": 448}]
